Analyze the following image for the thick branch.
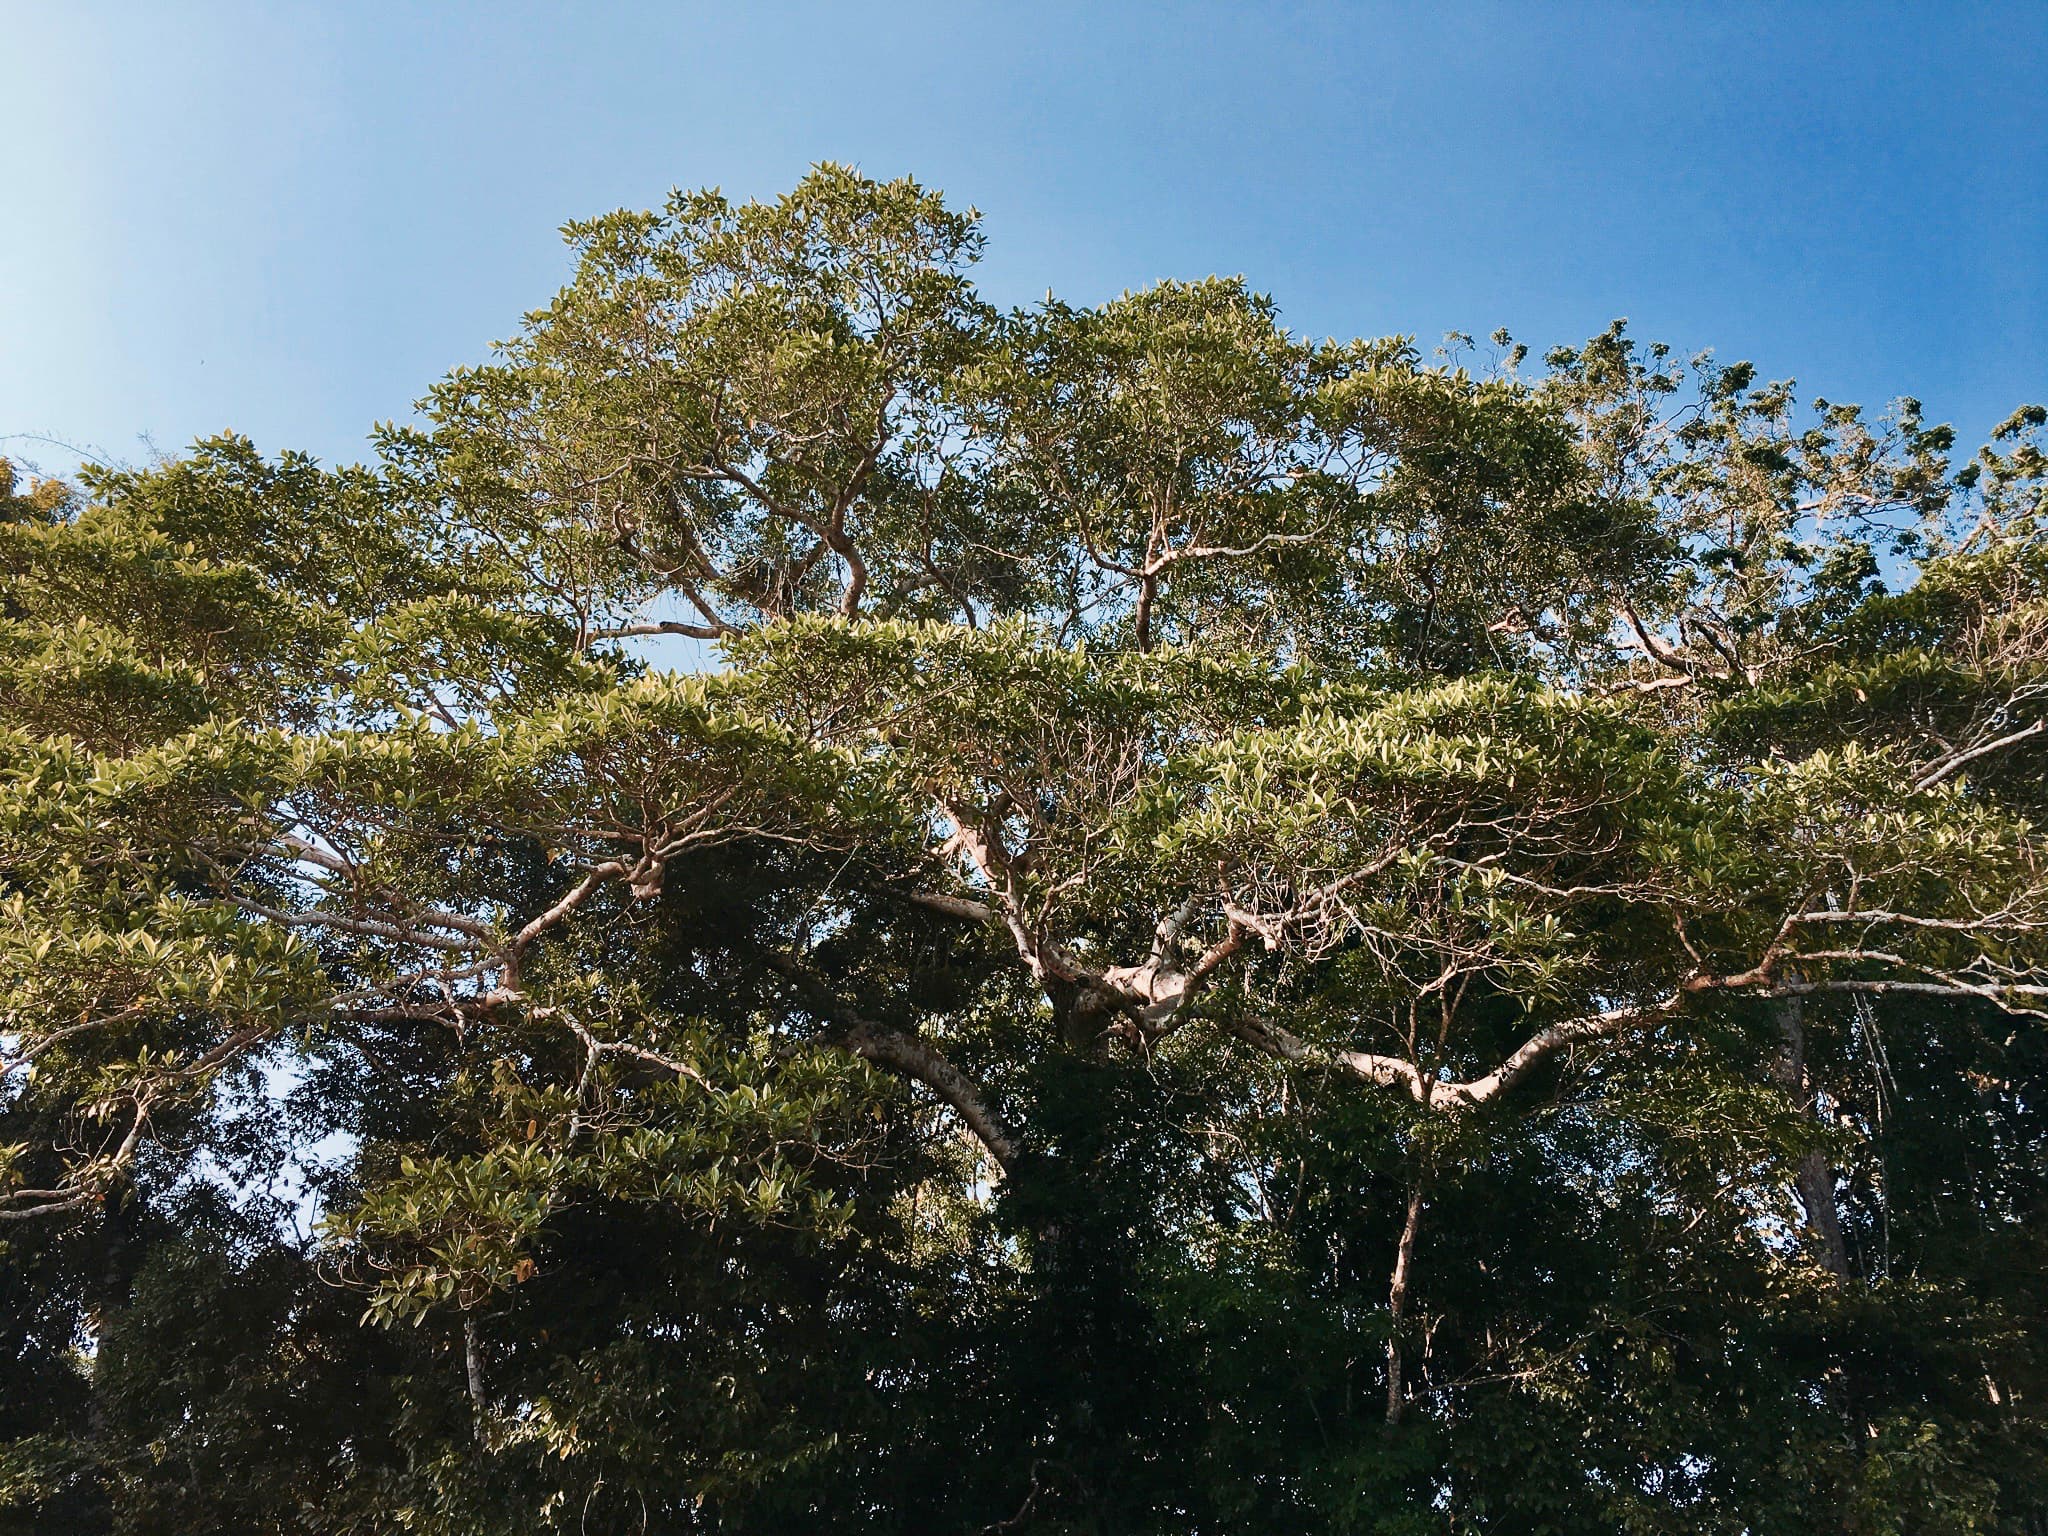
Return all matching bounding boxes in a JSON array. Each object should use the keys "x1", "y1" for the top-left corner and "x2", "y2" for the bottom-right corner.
[
  {"x1": 588, "y1": 620, "x2": 730, "y2": 642},
  {"x1": 1914, "y1": 718, "x2": 2045, "y2": 791},
  {"x1": 1439, "y1": 997, "x2": 1685, "y2": 1108},
  {"x1": 838, "y1": 1019, "x2": 1022, "y2": 1176},
  {"x1": 1224, "y1": 1014, "x2": 1428, "y2": 1101},
  {"x1": 753, "y1": 948, "x2": 1024, "y2": 1175}
]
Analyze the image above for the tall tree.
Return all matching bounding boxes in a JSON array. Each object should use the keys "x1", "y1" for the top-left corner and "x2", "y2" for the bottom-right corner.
[{"x1": 3, "y1": 169, "x2": 2045, "y2": 1533}]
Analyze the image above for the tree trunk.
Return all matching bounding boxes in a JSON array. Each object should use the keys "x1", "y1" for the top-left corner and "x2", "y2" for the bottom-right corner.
[
  {"x1": 464, "y1": 1316, "x2": 490, "y2": 1440},
  {"x1": 1385, "y1": 1180, "x2": 1427, "y2": 1425},
  {"x1": 87, "y1": 1174, "x2": 146, "y2": 1448},
  {"x1": 1775, "y1": 997, "x2": 1850, "y2": 1279}
]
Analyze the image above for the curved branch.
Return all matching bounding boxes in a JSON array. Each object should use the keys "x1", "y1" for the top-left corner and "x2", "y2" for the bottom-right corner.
[
  {"x1": 837, "y1": 1018, "x2": 1023, "y2": 1175},
  {"x1": 588, "y1": 620, "x2": 730, "y2": 642},
  {"x1": 1915, "y1": 719, "x2": 2045, "y2": 791},
  {"x1": 1439, "y1": 997, "x2": 1683, "y2": 1108},
  {"x1": 1224, "y1": 1014, "x2": 1428, "y2": 1101},
  {"x1": 753, "y1": 948, "x2": 1024, "y2": 1175}
]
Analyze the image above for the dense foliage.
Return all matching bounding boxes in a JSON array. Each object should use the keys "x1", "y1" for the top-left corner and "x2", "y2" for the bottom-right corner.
[{"x1": 4, "y1": 166, "x2": 2046, "y2": 1533}]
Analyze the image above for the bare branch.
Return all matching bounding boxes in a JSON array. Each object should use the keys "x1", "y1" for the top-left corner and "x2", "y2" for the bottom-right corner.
[
  {"x1": 588, "y1": 620, "x2": 730, "y2": 642},
  {"x1": 753, "y1": 948, "x2": 1024, "y2": 1175},
  {"x1": 1914, "y1": 719, "x2": 2045, "y2": 791}
]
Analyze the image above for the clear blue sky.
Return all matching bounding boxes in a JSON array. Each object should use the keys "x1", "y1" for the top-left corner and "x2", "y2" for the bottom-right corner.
[{"x1": 3, "y1": 2, "x2": 2043, "y2": 480}]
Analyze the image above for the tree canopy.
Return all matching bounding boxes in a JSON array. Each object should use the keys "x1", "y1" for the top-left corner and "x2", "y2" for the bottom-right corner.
[{"x1": 4, "y1": 165, "x2": 2046, "y2": 1533}]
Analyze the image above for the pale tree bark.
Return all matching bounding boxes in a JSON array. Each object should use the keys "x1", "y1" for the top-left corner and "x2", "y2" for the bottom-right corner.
[
  {"x1": 754, "y1": 946, "x2": 1026, "y2": 1176},
  {"x1": 1775, "y1": 996, "x2": 1850, "y2": 1280},
  {"x1": 464, "y1": 1316, "x2": 490, "y2": 1440},
  {"x1": 1385, "y1": 1178, "x2": 1428, "y2": 1426},
  {"x1": 838, "y1": 1018, "x2": 1023, "y2": 1175}
]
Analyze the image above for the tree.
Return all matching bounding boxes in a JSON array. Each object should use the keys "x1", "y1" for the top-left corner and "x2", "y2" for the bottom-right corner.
[{"x1": 3, "y1": 167, "x2": 2045, "y2": 1533}]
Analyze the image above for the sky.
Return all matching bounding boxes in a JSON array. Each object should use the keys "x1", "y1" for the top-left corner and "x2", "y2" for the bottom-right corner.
[{"x1": 2, "y1": 2, "x2": 2043, "y2": 482}]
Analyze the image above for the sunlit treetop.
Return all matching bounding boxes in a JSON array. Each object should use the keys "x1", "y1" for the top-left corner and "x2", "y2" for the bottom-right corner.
[{"x1": 2, "y1": 167, "x2": 2045, "y2": 1532}]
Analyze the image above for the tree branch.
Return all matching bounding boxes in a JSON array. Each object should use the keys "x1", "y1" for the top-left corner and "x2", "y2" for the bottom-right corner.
[
  {"x1": 753, "y1": 949, "x2": 1024, "y2": 1175},
  {"x1": 1914, "y1": 718, "x2": 2045, "y2": 791}
]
